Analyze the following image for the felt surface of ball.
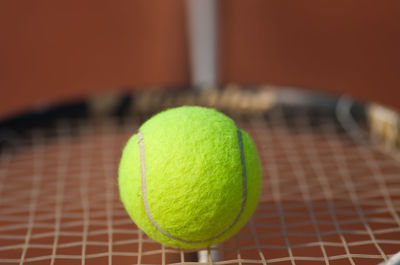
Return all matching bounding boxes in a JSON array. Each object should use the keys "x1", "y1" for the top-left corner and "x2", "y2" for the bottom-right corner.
[{"x1": 118, "y1": 106, "x2": 262, "y2": 249}]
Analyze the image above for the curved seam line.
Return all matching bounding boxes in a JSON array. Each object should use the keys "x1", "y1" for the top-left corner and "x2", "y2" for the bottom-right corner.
[{"x1": 138, "y1": 129, "x2": 247, "y2": 243}]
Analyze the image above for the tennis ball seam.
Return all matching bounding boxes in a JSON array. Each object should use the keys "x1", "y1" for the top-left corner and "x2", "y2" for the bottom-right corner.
[{"x1": 137, "y1": 129, "x2": 247, "y2": 243}]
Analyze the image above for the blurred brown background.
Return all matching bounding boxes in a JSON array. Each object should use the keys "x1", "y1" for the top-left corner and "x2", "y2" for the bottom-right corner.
[{"x1": 1, "y1": 0, "x2": 400, "y2": 119}]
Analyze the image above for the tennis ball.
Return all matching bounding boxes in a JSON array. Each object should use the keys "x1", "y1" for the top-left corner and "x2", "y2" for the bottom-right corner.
[{"x1": 118, "y1": 106, "x2": 262, "y2": 249}]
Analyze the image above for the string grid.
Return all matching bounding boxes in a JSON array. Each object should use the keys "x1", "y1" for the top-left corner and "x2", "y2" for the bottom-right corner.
[{"x1": 0, "y1": 107, "x2": 399, "y2": 265}]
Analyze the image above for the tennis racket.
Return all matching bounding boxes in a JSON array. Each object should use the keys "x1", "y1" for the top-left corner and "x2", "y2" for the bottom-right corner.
[{"x1": 0, "y1": 86, "x2": 399, "y2": 265}]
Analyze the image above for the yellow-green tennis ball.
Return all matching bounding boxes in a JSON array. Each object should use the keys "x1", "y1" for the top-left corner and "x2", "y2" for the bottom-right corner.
[{"x1": 118, "y1": 106, "x2": 262, "y2": 249}]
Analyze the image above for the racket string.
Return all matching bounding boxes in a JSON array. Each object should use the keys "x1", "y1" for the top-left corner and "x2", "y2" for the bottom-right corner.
[{"x1": 0, "y1": 111, "x2": 399, "y2": 264}]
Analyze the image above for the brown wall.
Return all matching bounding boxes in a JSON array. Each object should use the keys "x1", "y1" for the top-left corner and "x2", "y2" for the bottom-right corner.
[
  {"x1": 1, "y1": 1, "x2": 400, "y2": 118},
  {"x1": 0, "y1": 1, "x2": 189, "y2": 119},
  {"x1": 219, "y1": 0, "x2": 400, "y2": 108}
]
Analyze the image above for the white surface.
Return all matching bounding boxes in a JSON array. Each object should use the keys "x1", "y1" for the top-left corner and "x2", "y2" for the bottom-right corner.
[{"x1": 186, "y1": 0, "x2": 218, "y2": 88}]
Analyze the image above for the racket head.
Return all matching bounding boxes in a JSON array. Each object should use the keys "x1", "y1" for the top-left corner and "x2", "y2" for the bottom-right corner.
[{"x1": 0, "y1": 87, "x2": 399, "y2": 265}]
